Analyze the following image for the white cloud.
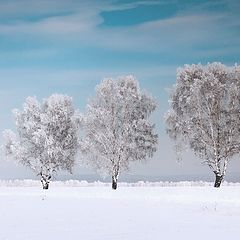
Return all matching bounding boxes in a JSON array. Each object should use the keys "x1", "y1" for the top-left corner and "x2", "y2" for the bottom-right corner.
[
  {"x1": 0, "y1": 65, "x2": 176, "y2": 87},
  {"x1": 0, "y1": 0, "x2": 238, "y2": 57},
  {"x1": 0, "y1": 48, "x2": 58, "y2": 60}
]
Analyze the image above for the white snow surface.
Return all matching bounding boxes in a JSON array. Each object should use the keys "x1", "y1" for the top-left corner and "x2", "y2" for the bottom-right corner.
[{"x1": 1, "y1": 181, "x2": 240, "y2": 240}]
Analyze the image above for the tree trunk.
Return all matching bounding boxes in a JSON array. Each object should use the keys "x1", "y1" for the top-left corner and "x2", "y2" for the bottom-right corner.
[
  {"x1": 214, "y1": 173, "x2": 223, "y2": 188},
  {"x1": 41, "y1": 174, "x2": 51, "y2": 190},
  {"x1": 42, "y1": 180, "x2": 49, "y2": 190},
  {"x1": 112, "y1": 176, "x2": 118, "y2": 190}
]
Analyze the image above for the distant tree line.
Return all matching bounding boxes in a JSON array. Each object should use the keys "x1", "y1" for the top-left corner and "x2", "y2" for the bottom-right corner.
[{"x1": 3, "y1": 63, "x2": 240, "y2": 189}]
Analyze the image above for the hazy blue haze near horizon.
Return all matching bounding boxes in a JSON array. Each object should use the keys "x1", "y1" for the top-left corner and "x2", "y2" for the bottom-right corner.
[{"x1": 0, "y1": 0, "x2": 240, "y2": 182}]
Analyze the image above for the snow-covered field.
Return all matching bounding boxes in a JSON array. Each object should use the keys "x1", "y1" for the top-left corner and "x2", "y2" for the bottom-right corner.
[{"x1": 1, "y1": 181, "x2": 240, "y2": 240}]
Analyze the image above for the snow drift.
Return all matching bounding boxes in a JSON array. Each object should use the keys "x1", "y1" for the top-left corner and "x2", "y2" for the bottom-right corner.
[{"x1": 0, "y1": 179, "x2": 240, "y2": 187}]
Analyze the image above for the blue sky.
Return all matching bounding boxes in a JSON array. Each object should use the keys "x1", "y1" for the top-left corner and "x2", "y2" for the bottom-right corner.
[{"x1": 0, "y1": 0, "x2": 239, "y2": 181}]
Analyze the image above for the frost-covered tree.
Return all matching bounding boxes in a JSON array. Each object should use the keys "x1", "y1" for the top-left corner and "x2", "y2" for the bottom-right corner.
[
  {"x1": 81, "y1": 75, "x2": 158, "y2": 189},
  {"x1": 166, "y1": 63, "x2": 240, "y2": 187},
  {"x1": 3, "y1": 94, "x2": 81, "y2": 189}
]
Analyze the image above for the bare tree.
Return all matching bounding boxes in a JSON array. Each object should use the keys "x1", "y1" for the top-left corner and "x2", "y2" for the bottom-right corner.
[
  {"x1": 81, "y1": 75, "x2": 158, "y2": 189},
  {"x1": 166, "y1": 63, "x2": 240, "y2": 187},
  {"x1": 3, "y1": 94, "x2": 81, "y2": 189}
]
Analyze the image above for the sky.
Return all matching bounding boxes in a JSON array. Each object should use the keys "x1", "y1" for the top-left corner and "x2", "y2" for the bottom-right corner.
[{"x1": 0, "y1": 0, "x2": 240, "y2": 181}]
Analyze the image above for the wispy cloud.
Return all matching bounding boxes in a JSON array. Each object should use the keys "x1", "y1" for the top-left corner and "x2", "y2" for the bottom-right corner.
[
  {"x1": 0, "y1": 64, "x2": 176, "y2": 87},
  {"x1": 0, "y1": 0, "x2": 238, "y2": 58}
]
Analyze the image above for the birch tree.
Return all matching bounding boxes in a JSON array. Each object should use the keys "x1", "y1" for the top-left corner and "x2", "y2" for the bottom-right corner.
[
  {"x1": 166, "y1": 63, "x2": 240, "y2": 187},
  {"x1": 3, "y1": 94, "x2": 81, "y2": 189},
  {"x1": 81, "y1": 75, "x2": 158, "y2": 189}
]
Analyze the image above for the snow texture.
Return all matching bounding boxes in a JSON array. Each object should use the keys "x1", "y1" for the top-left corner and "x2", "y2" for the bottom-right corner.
[
  {"x1": 0, "y1": 179, "x2": 240, "y2": 187},
  {"x1": 0, "y1": 184, "x2": 240, "y2": 240}
]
